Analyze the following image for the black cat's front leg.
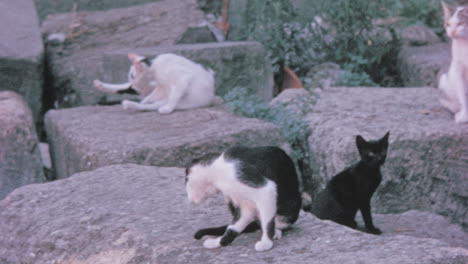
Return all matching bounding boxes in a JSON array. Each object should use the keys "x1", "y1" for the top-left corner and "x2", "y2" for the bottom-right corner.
[
  {"x1": 202, "y1": 208, "x2": 255, "y2": 249},
  {"x1": 194, "y1": 225, "x2": 228, "y2": 240},
  {"x1": 360, "y1": 201, "x2": 381, "y2": 235}
]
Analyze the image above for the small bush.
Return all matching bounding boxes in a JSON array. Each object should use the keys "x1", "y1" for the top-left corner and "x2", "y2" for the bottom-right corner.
[{"x1": 223, "y1": 87, "x2": 312, "y2": 160}]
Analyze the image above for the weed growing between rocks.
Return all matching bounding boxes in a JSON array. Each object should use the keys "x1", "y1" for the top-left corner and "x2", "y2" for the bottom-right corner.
[
  {"x1": 230, "y1": 0, "x2": 442, "y2": 88},
  {"x1": 223, "y1": 87, "x2": 317, "y2": 196}
]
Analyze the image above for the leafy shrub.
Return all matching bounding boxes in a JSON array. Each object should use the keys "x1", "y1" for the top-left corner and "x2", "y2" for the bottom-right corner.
[
  {"x1": 234, "y1": 0, "x2": 403, "y2": 87},
  {"x1": 223, "y1": 87, "x2": 312, "y2": 160},
  {"x1": 393, "y1": 0, "x2": 444, "y2": 37}
]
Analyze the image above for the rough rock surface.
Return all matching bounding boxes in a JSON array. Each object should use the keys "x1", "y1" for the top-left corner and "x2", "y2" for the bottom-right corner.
[
  {"x1": 35, "y1": 0, "x2": 161, "y2": 21},
  {"x1": 0, "y1": 91, "x2": 45, "y2": 200},
  {"x1": 1, "y1": 164, "x2": 466, "y2": 264},
  {"x1": 398, "y1": 43, "x2": 450, "y2": 87},
  {"x1": 306, "y1": 87, "x2": 468, "y2": 229},
  {"x1": 398, "y1": 24, "x2": 442, "y2": 46},
  {"x1": 0, "y1": 0, "x2": 44, "y2": 123},
  {"x1": 45, "y1": 105, "x2": 285, "y2": 179},
  {"x1": 42, "y1": 0, "x2": 273, "y2": 107},
  {"x1": 40, "y1": 0, "x2": 204, "y2": 108},
  {"x1": 360, "y1": 210, "x2": 468, "y2": 249}
]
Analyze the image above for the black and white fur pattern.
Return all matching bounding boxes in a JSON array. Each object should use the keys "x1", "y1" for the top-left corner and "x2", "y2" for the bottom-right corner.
[{"x1": 185, "y1": 146, "x2": 302, "y2": 252}]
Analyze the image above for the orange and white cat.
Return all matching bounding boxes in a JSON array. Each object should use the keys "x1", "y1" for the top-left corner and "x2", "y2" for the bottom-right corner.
[
  {"x1": 439, "y1": 0, "x2": 468, "y2": 123},
  {"x1": 94, "y1": 53, "x2": 215, "y2": 114}
]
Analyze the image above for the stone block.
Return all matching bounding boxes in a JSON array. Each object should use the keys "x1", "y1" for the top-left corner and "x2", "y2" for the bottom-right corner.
[
  {"x1": 41, "y1": 0, "x2": 205, "y2": 108},
  {"x1": 42, "y1": 1, "x2": 273, "y2": 107},
  {"x1": 398, "y1": 43, "x2": 450, "y2": 87},
  {"x1": 34, "y1": 0, "x2": 163, "y2": 21},
  {"x1": 0, "y1": 164, "x2": 466, "y2": 263},
  {"x1": 44, "y1": 105, "x2": 285, "y2": 179},
  {"x1": 306, "y1": 87, "x2": 468, "y2": 229},
  {"x1": 0, "y1": 0, "x2": 44, "y2": 123},
  {"x1": 0, "y1": 91, "x2": 45, "y2": 200}
]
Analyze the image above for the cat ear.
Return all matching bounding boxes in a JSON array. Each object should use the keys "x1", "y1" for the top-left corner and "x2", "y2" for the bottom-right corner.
[
  {"x1": 381, "y1": 131, "x2": 390, "y2": 143},
  {"x1": 128, "y1": 53, "x2": 142, "y2": 62},
  {"x1": 356, "y1": 135, "x2": 367, "y2": 149},
  {"x1": 441, "y1": 1, "x2": 455, "y2": 21}
]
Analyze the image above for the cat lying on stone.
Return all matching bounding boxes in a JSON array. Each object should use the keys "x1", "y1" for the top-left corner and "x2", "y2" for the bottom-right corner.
[
  {"x1": 309, "y1": 132, "x2": 390, "y2": 235},
  {"x1": 94, "y1": 53, "x2": 215, "y2": 114},
  {"x1": 438, "y1": 0, "x2": 468, "y2": 123},
  {"x1": 185, "y1": 146, "x2": 302, "y2": 251}
]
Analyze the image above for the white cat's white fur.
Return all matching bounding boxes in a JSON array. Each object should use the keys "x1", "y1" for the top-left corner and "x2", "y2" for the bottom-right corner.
[
  {"x1": 94, "y1": 53, "x2": 215, "y2": 114},
  {"x1": 186, "y1": 154, "x2": 285, "y2": 252},
  {"x1": 439, "y1": 1, "x2": 468, "y2": 123}
]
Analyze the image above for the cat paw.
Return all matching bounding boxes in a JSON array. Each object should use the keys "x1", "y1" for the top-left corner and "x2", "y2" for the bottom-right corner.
[
  {"x1": 273, "y1": 229, "x2": 282, "y2": 240},
  {"x1": 255, "y1": 239, "x2": 273, "y2": 252},
  {"x1": 122, "y1": 100, "x2": 136, "y2": 110},
  {"x1": 455, "y1": 111, "x2": 468, "y2": 123},
  {"x1": 158, "y1": 105, "x2": 174, "y2": 114},
  {"x1": 203, "y1": 237, "x2": 221, "y2": 249},
  {"x1": 366, "y1": 227, "x2": 382, "y2": 235}
]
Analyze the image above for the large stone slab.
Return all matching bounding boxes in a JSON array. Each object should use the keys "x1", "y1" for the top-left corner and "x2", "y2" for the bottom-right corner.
[
  {"x1": 0, "y1": 0, "x2": 44, "y2": 123},
  {"x1": 0, "y1": 91, "x2": 46, "y2": 200},
  {"x1": 35, "y1": 0, "x2": 162, "y2": 21},
  {"x1": 0, "y1": 164, "x2": 466, "y2": 264},
  {"x1": 42, "y1": 0, "x2": 273, "y2": 108},
  {"x1": 44, "y1": 105, "x2": 285, "y2": 179},
  {"x1": 306, "y1": 87, "x2": 468, "y2": 229},
  {"x1": 398, "y1": 43, "x2": 450, "y2": 87}
]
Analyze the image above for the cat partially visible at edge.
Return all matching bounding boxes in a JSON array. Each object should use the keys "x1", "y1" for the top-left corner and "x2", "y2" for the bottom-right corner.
[
  {"x1": 93, "y1": 53, "x2": 215, "y2": 114},
  {"x1": 438, "y1": 0, "x2": 468, "y2": 123},
  {"x1": 309, "y1": 132, "x2": 390, "y2": 235},
  {"x1": 185, "y1": 146, "x2": 302, "y2": 251}
]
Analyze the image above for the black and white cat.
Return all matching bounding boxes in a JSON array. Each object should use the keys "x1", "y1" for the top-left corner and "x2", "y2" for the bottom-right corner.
[
  {"x1": 309, "y1": 132, "x2": 390, "y2": 235},
  {"x1": 185, "y1": 146, "x2": 302, "y2": 251},
  {"x1": 94, "y1": 53, "x2": 215, "y2": 114}
]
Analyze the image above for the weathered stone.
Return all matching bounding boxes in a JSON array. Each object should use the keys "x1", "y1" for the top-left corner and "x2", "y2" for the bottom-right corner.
[
  {"x1": 1, "y1": 164, "x2": 466, "y2": 264},
  {"x1": 35, "y1": 0, "x2": 165, "y2": 21},
  {"x1": 357, "y1": 210, "x2": 468, "y2": 249},
  {"x1": 306, "y1": 87, "x2": 468, "y2": 229},
  {"x1": 176, "y1": 26, "x2": 217, "y2": 44},
  {"x1": 270, "y1": 88, "x2": 315, "y2": 117},
  {"x1": 42, "y1": 0, "x2": 273, "y2": 107},
  {"x1": 41, "y1": 0, "x2": 204, "y2": 108},
  {"x1": 399, "y1": 24, "x2": 442, "y2": 46},
  {"x1": 0, "y1": 91, "x2": 45, "y2": 200},
  {"x1": 398, "y1": 43, "x2": 450, "y2": 87},
  {"x1": 44, "y1": 105, "x2": 285, "y2": 179},
  {"x1": 0, "y1": 0, "x2": 44, "y2": 123},
  {"x1": 304, "y1": 62, "x2": 344, "y2": 89}
]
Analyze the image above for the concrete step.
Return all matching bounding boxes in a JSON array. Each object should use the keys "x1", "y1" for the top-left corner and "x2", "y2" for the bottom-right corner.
[
  {"x1": 44, "y1": 105, "x2": 286, "y2": 179},
  {"x1": 0, "y1": 164, "x2": 466, "y2": 264},
  {"x1": 305, "y1": 87, "x2": 468, "y2": 229}
]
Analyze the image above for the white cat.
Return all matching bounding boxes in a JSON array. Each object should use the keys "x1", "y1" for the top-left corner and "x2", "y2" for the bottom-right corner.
[
  {"x1": 94, "y1": 53, "x2": 215, "y2": 114},
  {"x1": 439, "y1": 1, "x2": 468, "y2": 123}
]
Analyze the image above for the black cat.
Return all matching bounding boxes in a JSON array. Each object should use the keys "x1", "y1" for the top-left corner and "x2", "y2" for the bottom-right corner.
[
  {"x1": 185, "y1": 146, "x2": 302, "y2": 251},
  {"x1": 309, "y1": 132, "x2": 390, "y2": 235}
]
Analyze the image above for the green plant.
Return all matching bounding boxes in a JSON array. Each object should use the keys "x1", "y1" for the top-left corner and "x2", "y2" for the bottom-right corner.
[
  {"x1": 394, "y1": 0, "x2": 444, "y2": 36},
  {"x1": 223, "y1": 87, "x2": 312, "y2": 160}
]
